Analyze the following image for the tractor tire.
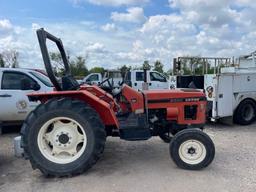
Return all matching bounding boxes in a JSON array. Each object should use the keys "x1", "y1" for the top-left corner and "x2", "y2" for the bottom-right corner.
[
  {"x1": 170, "y1": 129, "x2": 215, "y2": 170},
  {"x1": 21, "y1": 98, "x2": 106, "y2": 177},
  {"x1": 233, "y1": 99, "x2": 256, "y2": 125}
]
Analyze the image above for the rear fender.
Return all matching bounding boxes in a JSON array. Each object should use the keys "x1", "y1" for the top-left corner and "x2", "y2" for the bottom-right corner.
[{"x1": 28, "y1": 90, "x2": 119, "y2": 127}]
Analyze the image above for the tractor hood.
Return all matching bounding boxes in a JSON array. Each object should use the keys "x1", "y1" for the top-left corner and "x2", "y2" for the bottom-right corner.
[{"x1": 143, "y1": 88, "x2": 206, "y2": 103}]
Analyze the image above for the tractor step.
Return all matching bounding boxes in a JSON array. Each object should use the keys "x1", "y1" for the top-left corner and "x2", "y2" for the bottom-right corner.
[{"x1": 118, "y1": 113, "x2": 151, "y2": 141}]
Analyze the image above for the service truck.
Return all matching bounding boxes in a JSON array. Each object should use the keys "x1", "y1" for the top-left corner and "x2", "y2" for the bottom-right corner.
[{"x1": 170, "y1": 53, "x2": 256, "y2": 125}]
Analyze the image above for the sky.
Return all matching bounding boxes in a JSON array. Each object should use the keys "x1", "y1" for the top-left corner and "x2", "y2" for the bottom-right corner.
[{"x1": 0, "y1": 0, "x2": 256, "y2": 70}]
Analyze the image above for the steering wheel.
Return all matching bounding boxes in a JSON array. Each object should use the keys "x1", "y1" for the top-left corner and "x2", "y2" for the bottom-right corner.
[
  {"x1": 99, "y1": 78, "x2": 113, "y2": 90},
  {"x1": 99, "y1": 78, "x2": 124, "y2": 98}
]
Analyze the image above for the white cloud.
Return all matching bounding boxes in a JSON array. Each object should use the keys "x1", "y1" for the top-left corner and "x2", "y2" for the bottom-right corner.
[
  {"x1": 116, "y1": 40, "x2": 159, "y2": 65},
  {"x1": 140, "y1": 14, "x2": 182, "y2": 33},
  {"x1": 2, "y1": 0, "x2": 256, "y2": 71},
  {"x1": 0, "y1": 19, "x2": 13, "y2": 31},
  {"x1": 80, "y1": 21, "x2": 98, "y2": 30},
  {"x1": 32, "y1": 23, "x2": 41, "y2": 31},
  {"x1": 0, "y1": 20, "x2": 41, "y2": 69},
  {"x1": 111, "y1": 7, "x2": 146, "y2": 23},
  {"x1": 0, "y1": 19, "x2": 17, "y2": 38},
  {"x1": 86, "y1": 42, "x2": 106, "y2": 53},
  {"x1": 101, "y1": 23, "x2": 117, "y2": 32},
  {"x1": 71, "y1": 0, "x2": 149, "y2": 6}
]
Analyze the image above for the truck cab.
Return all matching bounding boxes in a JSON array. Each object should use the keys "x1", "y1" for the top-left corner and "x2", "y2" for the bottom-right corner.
[
  {"x1": 125, "y1": 70, "x2": 170, "y2": 90},
  {"x1": 0, "y1": 68, "x2": 53, "y2": 126},
  {"x1": 83, "y1": 73, "x2": 102, "y2": 85},
  {"x1": 83, "y1": 70, "x2": 122, "y2": 87}
]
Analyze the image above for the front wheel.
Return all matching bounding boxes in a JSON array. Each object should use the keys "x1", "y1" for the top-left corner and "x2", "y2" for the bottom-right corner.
[
  {"x1": 21, "y1": 98, "x2": 106, "y2": 177},
  {"x1": 170, "y1": 129, "x2": 215, "y2": 170}
]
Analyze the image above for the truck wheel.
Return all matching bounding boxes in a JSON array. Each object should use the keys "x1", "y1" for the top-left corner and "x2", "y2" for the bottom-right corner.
[
  {"x1": 234, "y1": 99, "x2": 256, "y2": 125},
  {"x1": 21, "y1": 98, "x2": 106, "y2": 177},
  {"x1": 170, "y1": 129, "x2": 215, "y2": 170}
]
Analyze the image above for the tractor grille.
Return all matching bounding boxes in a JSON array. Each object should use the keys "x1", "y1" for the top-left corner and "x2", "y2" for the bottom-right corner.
[{"x1": 184, "y1": 105, "x2": 197, "y2": 120}]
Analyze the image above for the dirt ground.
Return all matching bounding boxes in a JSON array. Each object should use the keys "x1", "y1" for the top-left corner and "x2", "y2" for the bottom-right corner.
[{"x1": 0, "y1": 123, "x2": 256, "y2": 192}]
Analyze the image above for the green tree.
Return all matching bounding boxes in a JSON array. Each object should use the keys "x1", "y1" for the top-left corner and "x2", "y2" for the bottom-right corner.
[
  {"x1": 177, "y1": 56, "x2": 203, "y2": 75},
  {"x1": 153, "y1": 60, "x2": 164, "y2": 73},
  {"x1": 1, "y1": 50, "x2": 19, "y2": 68},
  {"x1": 132, "y1": 65, "x2": 143, "y2": 70},
  {"x1": 142, "y1": 60, "x2": 151, "y2": 70},
  {"x1": 49, "y1": 52, "x2": 65, "y2": 75},
  {"x1": 50, "y1": 50, "x2": 71, "y2": 63},
  {"x1": 182, "y1": 66, "x2": 191, "y2": 75},
  {"x1": 164, "y1": 68, "x2": 172, "y2": 76},
  {"x1": 0, "y1": 54, "x2": 5, "y2": 67},
  {"x1": 50, "y1": 52, "x2": 88, "y2": 77},
  {"x1": 119, "y1": 65, "x2": 131, "y2": 78},
  {"x1": 11, "y1": 52, "x2": 19, "y2": 68},
  {"x1": 89, "y1": 67, "x2": 105, "y2": 75},
  {"x1": 70, "y1": 56, "x2": 88, "y2": 77},
  {"x1": 178, "y1": 56, "x2": 217, "y2": 75},
  {"x1": 50, "y1": 52, "x2": 62, "y2": 65}
]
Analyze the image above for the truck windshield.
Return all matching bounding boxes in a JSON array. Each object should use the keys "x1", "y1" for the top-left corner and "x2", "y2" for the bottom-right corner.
[{"x1": 30, "y1": 71, "x2": 53, "y2": 87}]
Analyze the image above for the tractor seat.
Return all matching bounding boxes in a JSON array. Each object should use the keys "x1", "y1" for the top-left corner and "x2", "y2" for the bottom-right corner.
[{"x1": 61, "y1": 75, "x2": 80, "y2": 91}]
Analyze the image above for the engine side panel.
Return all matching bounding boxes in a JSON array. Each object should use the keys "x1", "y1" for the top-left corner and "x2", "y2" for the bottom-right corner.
[{"x1": 144, "y1": 89, "x2": 206, "y2": 125}]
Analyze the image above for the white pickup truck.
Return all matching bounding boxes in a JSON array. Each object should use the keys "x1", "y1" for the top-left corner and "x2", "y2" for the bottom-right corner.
[
  {"x1": 84, "y1": 70, "x2": 170, "y2": 90},
  {"x1": 83, "y1": 70, "x2": 122, "y2": 87},
  {"x1": 0, "y1": 68, "x2": 53, "y2": 128}
]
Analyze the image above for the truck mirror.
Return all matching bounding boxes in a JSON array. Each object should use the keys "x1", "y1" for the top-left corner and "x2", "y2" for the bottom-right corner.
[{"x1": 33, "y1": 83, "x2": 41, "y2": 91}]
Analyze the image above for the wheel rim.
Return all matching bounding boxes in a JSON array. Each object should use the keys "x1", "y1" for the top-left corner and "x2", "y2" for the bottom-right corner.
[
  {"x1": 242, "y1": 104, "x2": 254, "y2": 121},
  {"x1": 178, "y1": 140, "x2": 206, "y2": 165},
  {"x1": 37, "y1": 117, "x2": 87, "y2": 164}
]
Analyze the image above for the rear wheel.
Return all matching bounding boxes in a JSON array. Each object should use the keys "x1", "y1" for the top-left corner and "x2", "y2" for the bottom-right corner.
[
  {"x1": 170, "y1": 129, "x2": 215, "y2": 170},
  {"x1": 21, "y1": 98, "x2": 106, "y2": 177},
  {"x1": 234, "y1": 99, "x2": 256, "y2": 125}
]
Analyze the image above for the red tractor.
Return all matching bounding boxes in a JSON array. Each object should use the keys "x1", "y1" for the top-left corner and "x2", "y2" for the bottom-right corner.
[{"x1": 21, "y1": 29, "x2": 215, "y2": 177}]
